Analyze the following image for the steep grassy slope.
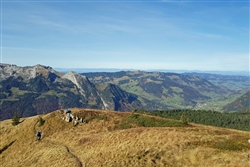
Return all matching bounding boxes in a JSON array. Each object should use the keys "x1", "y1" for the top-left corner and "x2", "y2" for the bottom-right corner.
[
  {"x1": 1, "y1": 108, "x2": 250, "y2": 167},
  {"x1": 223, "y1": 91, "x2": 250, "y2": 112}
]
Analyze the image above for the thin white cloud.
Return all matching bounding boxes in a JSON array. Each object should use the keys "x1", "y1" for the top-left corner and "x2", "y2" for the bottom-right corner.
[
  {"x1": 28, "y1": 15, "x2": 78, "y2": 33},
  {"x1": 187, "y1": 32, "x2": 225, "y2": 39},
  {"x1": 2, "y1": 1, "x2": 248, "y2": 71}
]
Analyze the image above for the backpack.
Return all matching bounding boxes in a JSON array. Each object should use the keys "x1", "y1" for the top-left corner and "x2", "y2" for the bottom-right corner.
[{"x1": 36, "y1": 132, "x2": 42, "y2": 137}]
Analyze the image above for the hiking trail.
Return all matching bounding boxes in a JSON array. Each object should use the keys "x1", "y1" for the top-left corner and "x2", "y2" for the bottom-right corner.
[{"x1": 33, "y1": 118, "x2": 84, "y2": 167}]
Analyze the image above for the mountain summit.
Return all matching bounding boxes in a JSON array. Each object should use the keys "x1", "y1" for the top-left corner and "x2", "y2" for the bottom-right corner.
[{"x1": 0, "y1": 64, "x2": 62, "y2": 81}]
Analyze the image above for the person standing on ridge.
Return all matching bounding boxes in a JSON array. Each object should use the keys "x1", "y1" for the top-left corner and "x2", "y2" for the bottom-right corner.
[{"x1": 36, "y1": 131, "x2": 42, "y2": 141}]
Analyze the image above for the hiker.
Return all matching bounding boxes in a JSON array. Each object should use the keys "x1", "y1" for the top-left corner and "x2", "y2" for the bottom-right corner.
[{"x1": 36, "y1": 131, "x2": 42, "y2": 141}]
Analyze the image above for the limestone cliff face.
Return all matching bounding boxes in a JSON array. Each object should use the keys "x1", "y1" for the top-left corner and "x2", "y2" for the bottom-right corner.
[
  {"x1": 62, "y1": 72, "x2": 91, "y2": 96},
  {"x1": 98, "y1": 83, "x2": 143, "y2": 111},
  {"x1": 0, "y1": 64, "x2": 62, "y2": 81},
  {"x1": 61, "y1": 71, "x2": 105, "y2": 109}
]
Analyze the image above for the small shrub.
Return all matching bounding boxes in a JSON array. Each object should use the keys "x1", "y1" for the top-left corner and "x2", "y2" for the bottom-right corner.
[
  {"x1": 38, "y1": 116, "x2": 45, "y2": 127},
  {"x1": 95, "y1": 115, "x2": 108, "y2": 121},
  {"x1": 180, "y1": 113, "x2": 189, "y2": 125},
  {"x1": 84, "y1": 114, "x2": 108, "y2": 123},
  {"x1": 12, "y1": 112, "x2": 20, "y2": 126},
  {"x1": 116, "y1": 120, "x2": 132, "y2": 129},
  {"x1": 131, "y1": 113, "x2": 140, "y2": 119}
]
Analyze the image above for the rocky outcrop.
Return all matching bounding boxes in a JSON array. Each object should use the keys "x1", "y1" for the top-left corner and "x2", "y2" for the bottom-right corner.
[{"x1": 61, "y1": 109, "x2": 86, "y2": 126}]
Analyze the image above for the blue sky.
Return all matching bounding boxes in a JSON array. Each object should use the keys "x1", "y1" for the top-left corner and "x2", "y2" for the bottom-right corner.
[{"x1": 1, "y1": 0, "x2": 249, "y2": 71}]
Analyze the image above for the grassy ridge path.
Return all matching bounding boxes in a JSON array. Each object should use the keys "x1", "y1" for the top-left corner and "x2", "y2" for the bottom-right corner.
[
  {"x1": 43, "y1": 139, "x2": 84, "y2": 167},
  {"x1": 64, "y1": 145, "x2": 83, "y2": 167},
  {"x1": 1, "y1": 109, "x2": 250, "y2": 167},
  {"x1": 33, "y1": 116, "x2": 84, "y2": 167}
]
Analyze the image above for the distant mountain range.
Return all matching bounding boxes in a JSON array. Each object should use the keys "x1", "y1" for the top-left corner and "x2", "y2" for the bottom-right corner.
[
  {"x1": 82, "y1": 71, "x2": 236, "y2": 110},
  {"x1": 55, "y1": 68, "x2": 250, "y2": 76},
  {"x1": 184, "y1": 72, "x2": 249, "y2": 90},
  {"x1": 0, "y1": 64, "x2": 249, "y2": 120}
]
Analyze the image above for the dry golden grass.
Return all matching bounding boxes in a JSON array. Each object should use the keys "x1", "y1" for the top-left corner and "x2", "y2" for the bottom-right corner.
[{"x1": 1, "y1": 108, "x2": 250, "y2": 167}]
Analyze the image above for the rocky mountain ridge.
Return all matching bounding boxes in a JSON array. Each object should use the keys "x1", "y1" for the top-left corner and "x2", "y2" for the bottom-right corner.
[
  {"x1": 0, "y1": 64, "x2": 62, "y2": 81},
  {"x1": 82, "y1": 71, "x2": 233, "y2": 110},
  {"x1": 0, "y1": 64, "x2": 142, "y2": 120},
  {"x1": 184, "y1": 72, "x2": 250, "y2": 90}
]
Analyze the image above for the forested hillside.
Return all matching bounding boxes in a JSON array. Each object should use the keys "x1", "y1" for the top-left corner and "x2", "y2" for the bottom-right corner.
[{"x1": 135, "y1": 109, "x2": 250, "y2": 131}]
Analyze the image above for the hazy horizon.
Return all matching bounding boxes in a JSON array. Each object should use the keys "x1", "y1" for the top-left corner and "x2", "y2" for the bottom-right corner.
[
  {"x1": 1, "y1": 63, "x2": 249, "y2": 76},
  {"x1": 54, "y1": 67, "x2": 250, "y2": 76}
]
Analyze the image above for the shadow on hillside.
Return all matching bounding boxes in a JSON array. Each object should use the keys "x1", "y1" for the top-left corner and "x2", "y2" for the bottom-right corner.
[
  {"x1": 20, "y1": 119, "x2": 25, "y2": 123},
  {"x1": 0, "y1": 140, "x2": 16, "y2": 154}
]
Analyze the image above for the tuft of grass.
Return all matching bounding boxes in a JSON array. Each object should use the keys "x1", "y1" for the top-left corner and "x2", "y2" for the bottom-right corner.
[
  {"x1": 115, "y1": 119, "x2": 132, "y2": 130},
  {"x1": 116, "y1": 113, "x2": 186, "y2": 130},
  {"x1": 211, "y1": 139, "x2": 250, "y2": 151},
  {"x1": 78, "y1": 112, "x2": 108, "y2": 123}
]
